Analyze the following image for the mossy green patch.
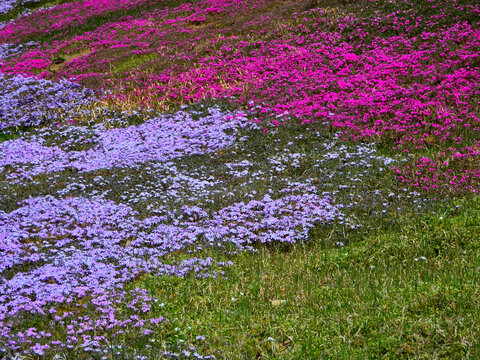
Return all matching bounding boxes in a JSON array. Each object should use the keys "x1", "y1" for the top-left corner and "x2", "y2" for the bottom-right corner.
[{"x1": 112, "y1": 53, "x2": 158, "y2": 74}]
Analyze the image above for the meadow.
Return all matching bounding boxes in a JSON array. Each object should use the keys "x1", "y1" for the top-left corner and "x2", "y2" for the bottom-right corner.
[{"x1": 0, "y1": 0, "x2": 479, "y2": 358}]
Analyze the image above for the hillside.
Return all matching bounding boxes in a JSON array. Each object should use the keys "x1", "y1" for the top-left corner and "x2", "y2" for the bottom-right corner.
[{"x1": 1, "y1": 0, "x2": 480, "y2": 359}]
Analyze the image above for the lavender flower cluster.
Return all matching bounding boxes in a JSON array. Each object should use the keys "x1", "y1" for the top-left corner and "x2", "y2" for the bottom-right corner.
[
  {"x1": 0, "y1": 42, "x2": 37, "y2": 59},
  {"x1": 0, "y1": 106, "x2": 249, "y2": 181},
  {"x1": 0, "y1": 74, "x2": 95, "y2": 130},
  {"x1": 0, "y1": 0, "x2": 40, "y2": 14},
  {"x1": 0, "y1": 186, "x2": 341, "y2": 353},
  {"x1": 2, "y1": 287, "x2": 164, "y2": 357},
  {"x1": 0, "y1": 99, "x2": 349, "y2": 356}
]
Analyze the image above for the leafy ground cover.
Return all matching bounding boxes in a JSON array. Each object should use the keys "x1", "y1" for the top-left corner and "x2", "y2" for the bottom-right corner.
[{"x1": 0, "y1": 0, "x2": 479, "y2": 359}]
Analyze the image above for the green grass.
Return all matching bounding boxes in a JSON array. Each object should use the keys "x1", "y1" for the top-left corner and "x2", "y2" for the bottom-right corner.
[
  {"x1": 112, "y1": 53, "x2": 159, "y2": 74},
  {"x1": 0, "y1": 131, "x2": 17, "y2": 143},
  {"x1": 134, "y1": 196, "x2": 480, "y2": 359}
]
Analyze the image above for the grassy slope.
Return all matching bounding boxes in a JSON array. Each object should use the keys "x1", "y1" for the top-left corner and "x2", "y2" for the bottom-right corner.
[
  {"x1": 1, "y1": 0, "x2": 480, "y2": 359},
  {"x1": 140, "y1": 196, "x2": 480, "y2": 359},
  {"x1": 126, "y1": 129, "x2": 480, "y2": 359}
]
